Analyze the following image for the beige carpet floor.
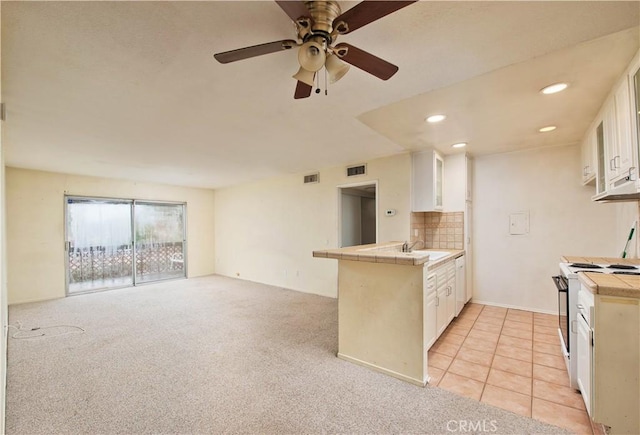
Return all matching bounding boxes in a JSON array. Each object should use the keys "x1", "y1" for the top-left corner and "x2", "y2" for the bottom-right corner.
[{"x1": 6, "y1": 275, "x2": 570, "y2": 434}]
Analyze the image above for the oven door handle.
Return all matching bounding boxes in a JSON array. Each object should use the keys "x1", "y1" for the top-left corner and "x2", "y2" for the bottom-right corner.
[{"x1": 551, "y1": 275, "x2": 568, "y2": 292}]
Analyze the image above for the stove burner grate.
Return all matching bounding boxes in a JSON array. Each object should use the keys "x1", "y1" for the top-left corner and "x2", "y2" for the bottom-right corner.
[
  {"x1": 607, "y1": 264, "x2": 638, "y2": 270},
  {"x1": 612, "y1": 271, "x2": 640, "y2": 275},
  {"x1": 569, "y1": 263, "x2": 603, "y2": 269}
]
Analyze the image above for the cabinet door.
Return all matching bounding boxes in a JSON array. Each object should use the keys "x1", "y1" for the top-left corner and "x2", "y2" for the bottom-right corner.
[
  {"x1": 435, "y1": 153, "x2": 444, "y2": 210},
  {"x1": 455, "y1": 256, "x2": 466, "y2": 315},
  {"x1": 445, "y1": 263, "x2": 456, "y2": 323},
  {"x1": 576, "y1": 314, "x2": 593, "y2": 416},
  {"x1": 446, "y1": 277, "x2": 456, "y2": 323},
  {"x1": 614, "y1": 76, "x2": 635, "y2": 179},
  {"x1": 596, "y1": 120, "x2": 607, "y2": 194},
  {"x1": 424, "y1": 291, "x2": 437, "y2": 350},
  {"x1": 436, "y1": 286, "x2": 448, "y2": 337},
  {"x1": 581, "y1": 128, "x2": 596, "y2": 184},
  {"x1": 412, "y1": 150, "x2": 445, "y2": 212},
  {"x1": 604, "y1": 104, "x2": 619, "y2": 184}
]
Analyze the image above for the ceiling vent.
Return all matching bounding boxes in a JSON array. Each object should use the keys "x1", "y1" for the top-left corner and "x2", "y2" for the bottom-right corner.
[
  {"x1": 303, "y1": 173, "x2": 319, "y2": 184},
  {"x1": 347, "y1": 164, "x2": 366, "y2": 177}
]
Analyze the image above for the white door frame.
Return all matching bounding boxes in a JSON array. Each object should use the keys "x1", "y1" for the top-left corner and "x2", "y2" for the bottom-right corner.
[{"x1": 337, "y1": 180, "x2": 379, "y2": 248}]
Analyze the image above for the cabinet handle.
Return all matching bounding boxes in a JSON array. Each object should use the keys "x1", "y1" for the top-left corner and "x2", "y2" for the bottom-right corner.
[
  {"x1": 571, "y1": 319, "x2": 577, "y2": 334},
  {"x1": 610, "y1": 158, "x2": 616, "y2": 171},
  {"x1": 585, "y1": 165, "x2": 590, "y2": 175},
  {"x1": 615, "y1": 155, "x2": 621, "y2": 168},
  {"x1": 435, "y1": 296, "x2": 439, "y2": 307}
]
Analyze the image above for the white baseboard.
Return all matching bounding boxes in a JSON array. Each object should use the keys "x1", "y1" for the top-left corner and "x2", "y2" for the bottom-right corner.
[
  {"x1": 337, "y1": 353, "x2": 427, "y2": 387},
  {"x1": 470, "y1": 299, "x2": 556, "y2": 316}
]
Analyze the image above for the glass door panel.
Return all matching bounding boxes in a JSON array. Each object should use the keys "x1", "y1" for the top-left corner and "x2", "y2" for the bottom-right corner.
[
  {"x1": 134, "y1": 202, "x2": 186, "y2": 284},
  {"x1": 435, "y1": 155, "x2": 444, "y2": 208},
  {"x1": 66, "y1": 197, "x2": 134, "y2": 294}
]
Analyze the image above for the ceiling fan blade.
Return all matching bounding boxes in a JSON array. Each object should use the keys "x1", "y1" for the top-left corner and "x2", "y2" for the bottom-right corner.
[
  {"x1": 214, "y1": 40, "x2": 297, "y2": 64},
  {"x1": 334, "y1": 1, "x2": 417, "y2": 34},
  {"x1": 294, "y1": 81, "x2": 313, "y2": 99},
  {"x1": 275, "y1": 1, "x2": 309, "y2": 21},
  {"x1": 334, "y1": 43, "x2": 398, "y2": 80}
]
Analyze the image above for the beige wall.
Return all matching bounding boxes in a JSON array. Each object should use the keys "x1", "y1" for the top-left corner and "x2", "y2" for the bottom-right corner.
[
  {"x1": 214, "y1": 153, "x2": 412, "y2": 298},
  {"x1": 473, "y1": 144, "x2": 624, "y2": 313},
  {"x1": 6, "y1": 167, "x2": 216, "y2": 304},
  {"x1": 216, "y1": 145, "x2": 632, "y2": 312},
  {"x1": 0, "y1": 3, "x2": 7, "y2": 427}
]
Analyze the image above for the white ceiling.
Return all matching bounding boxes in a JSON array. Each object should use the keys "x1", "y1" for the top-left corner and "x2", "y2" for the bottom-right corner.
[{"x1": 2, "y1": 1, "x2": 639, "y2": 189}]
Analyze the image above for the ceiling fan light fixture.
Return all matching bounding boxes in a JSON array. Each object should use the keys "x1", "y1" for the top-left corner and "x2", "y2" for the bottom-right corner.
[
  {"x1": 298, "y1": 40, "x2": 326, "y2": 72},
  {"x1": 325, "y1": 53, "x2": 350, "y2": 84},
  {"x1": 540, "y1": 82, "x2": 568, "y2": 95},
  {"x1": 426, "y1": 114, "x2": 446, "y2": 123},
  {"x1": 292, "y1": 67, "x2": 316, "y2": 87}
]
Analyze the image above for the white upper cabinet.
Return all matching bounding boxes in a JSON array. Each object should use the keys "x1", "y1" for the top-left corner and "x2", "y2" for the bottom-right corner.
[
  {"x1": 443, "y1": 153, "x2": 471, "y2": 211},
  {"x1": 606, "y1": 77, "x2": 635, "y2": 184},
  {"x1": 581, "y1": 125, "x2": 596, "y2": 185},
  {"x1": 590, "y1": 50, "x2": 640, "y2": 200},
  {"x1": 412, "y1": 149, "x2": 444, "y2": 212},
  {"x1": 603, "y1": 101, "x2": 620, "y2": 184}
]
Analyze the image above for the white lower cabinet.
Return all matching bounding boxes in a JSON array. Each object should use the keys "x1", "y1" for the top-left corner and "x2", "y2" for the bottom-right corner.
[
  {"x1": 436, "y1": 281, "x2": 448, "y2": 337},
  {"x1": 576, "y1": 312, "x2": 593, "y2": 416},
  {"x1": 424, "y1": 289, "x2": 437, "y2": 350},
  {"x1": 427, "y1": 258, "x2": 461, "y2": 341},
  {"x1": 445, "y1": 262, "x2": 456, "y2": 324},
  {"x1": 575, "y1": 283, "x2": 640, "y2": 434},
  {"x1": 424, "y1": 274, "x2": 437, "y2": 350}
]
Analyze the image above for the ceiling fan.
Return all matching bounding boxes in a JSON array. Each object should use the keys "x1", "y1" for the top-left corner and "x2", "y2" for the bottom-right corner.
[{"x1": 213, "y1": 1, "x2": 417, "y2": 99}]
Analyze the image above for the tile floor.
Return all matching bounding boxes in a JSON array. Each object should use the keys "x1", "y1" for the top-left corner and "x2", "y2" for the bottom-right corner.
[{"x1": 428, "y1": 303, "x2": 593, "y2": 435}]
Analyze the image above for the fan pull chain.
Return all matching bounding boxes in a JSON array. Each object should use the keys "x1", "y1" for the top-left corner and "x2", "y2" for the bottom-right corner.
[{"x1": 324, "y1": 67, "x2": 328, "y2": 96}]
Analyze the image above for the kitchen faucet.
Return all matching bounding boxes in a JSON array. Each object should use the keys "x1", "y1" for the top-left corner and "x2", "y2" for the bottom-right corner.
[{"x1": 402, "y1": 240, "x2": 424, "y2": 252}]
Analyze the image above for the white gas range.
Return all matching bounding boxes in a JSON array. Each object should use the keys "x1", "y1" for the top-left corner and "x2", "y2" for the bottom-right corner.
[{"x1": 554, "y1": 261, "x2": 640, "y2": 390}]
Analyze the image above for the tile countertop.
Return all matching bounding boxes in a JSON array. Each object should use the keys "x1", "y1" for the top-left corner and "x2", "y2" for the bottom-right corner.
[
  {"x1": 561, "y1": 255, "x2": 640, "y2": 265},
  {"x1": 562, "y1": 255, "x2": 640, "y2": 298},
  {"x1": 313, "y1": 242, "x2": 464, "y2": 267},
  {"x1": 579, "y1": 272, "x2": 640, "y2": 299}
]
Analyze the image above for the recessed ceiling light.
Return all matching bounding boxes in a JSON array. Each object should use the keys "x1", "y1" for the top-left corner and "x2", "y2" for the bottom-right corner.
[
  {"x1": 539, "y1": 125, "x2": 557, "y2": 132},
  {"x1": 426, "y1": 114, "x2": 446, "y2": 123},
  {"x1": 540, "y1": 83, "x2": 568, "y2": 95},
  {"x1": 451, "y1": 142, "x2": 467, "y2": 148}
]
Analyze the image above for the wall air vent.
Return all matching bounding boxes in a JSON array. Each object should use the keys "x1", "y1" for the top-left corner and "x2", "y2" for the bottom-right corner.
[
  {"x1": 303, "y1": 173, "x2": 319, "y2": 184},
  {"x1": 346, "y1": 164, "x2": 367, "y2": 177}
]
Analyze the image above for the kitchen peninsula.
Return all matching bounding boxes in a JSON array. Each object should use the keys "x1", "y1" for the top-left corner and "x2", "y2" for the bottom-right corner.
[
  {"x1": 578, "y1": 270, "x2": 640, "y2": 435},
  {"x1": 313, "y1": 242, "x2": 464, "y2": 386}
]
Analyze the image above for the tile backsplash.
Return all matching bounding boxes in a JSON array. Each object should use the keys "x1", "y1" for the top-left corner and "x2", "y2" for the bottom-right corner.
[{"x1": 410, "y1": 211, "x2": 464, "y2": 250}]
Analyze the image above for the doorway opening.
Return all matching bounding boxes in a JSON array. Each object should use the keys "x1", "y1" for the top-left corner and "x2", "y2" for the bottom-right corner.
[
  {"x1": 65, "y1": 196, "x2": 186, "y2": 295},
  {"x1": 338, "y1": 182, "x2": 377, "y2": 248}
]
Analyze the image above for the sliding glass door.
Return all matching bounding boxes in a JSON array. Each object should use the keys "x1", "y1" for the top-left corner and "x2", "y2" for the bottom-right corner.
[
  {"x1": 65, "y1": 197, "x2": 186, "y2": 294},
  {"x1": 134, "y1": 202, "x2": 186, "y2": 284},
  {"x1": 66, "y1": 198, "x2": 134, "y2": 293}
]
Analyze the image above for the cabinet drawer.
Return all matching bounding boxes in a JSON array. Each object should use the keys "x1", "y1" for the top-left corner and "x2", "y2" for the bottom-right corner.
[
  {"x1": 425, "y1": 273, "x2": 436, "y2": 294},
  {"x1": 443, "y1": 261, "x2": 455, "y2": 278}
]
